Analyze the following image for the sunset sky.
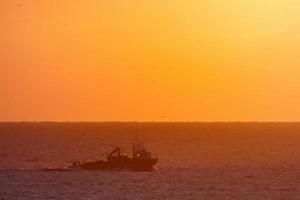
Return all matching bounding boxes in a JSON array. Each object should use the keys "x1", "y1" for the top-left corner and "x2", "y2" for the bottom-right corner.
[{"x1": 1, "y1": 0, "x2": 300, "y2": 121}]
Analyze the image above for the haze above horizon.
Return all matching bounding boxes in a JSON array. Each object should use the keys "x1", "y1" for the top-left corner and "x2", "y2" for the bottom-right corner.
[{"x1": 1, "y1": 0, "x2": 300, "y2": 121}]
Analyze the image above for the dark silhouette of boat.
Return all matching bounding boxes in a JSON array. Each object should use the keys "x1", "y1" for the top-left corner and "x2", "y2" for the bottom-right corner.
[{"x1": 69, "y1": 142, "x2": 158, "y2": 171}]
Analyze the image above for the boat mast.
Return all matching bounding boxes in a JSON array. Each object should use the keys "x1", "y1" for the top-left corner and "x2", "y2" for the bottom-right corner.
[{"x1": 133, "y1": 123, "x2": 140, "y2": 158}]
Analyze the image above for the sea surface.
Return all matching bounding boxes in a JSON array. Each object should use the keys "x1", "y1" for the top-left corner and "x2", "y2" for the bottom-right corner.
[{"x1": 1, "y1": 122, "x2": 300, "y2": 200}]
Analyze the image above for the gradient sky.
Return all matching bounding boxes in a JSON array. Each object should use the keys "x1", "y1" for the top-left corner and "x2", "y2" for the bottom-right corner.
[{"x1": 1, "y1": 0, "x2": 300, "y2": 121}]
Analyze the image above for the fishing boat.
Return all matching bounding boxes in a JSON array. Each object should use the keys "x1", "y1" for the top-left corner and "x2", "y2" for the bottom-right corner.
[{"x1": 69, "y1": 141, "x2": 158, "y2": 171}]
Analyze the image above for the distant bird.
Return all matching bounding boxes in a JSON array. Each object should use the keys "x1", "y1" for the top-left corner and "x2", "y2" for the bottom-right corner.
[{"x1": 16, "y1": 3, "x2": 23, "y2": 7}]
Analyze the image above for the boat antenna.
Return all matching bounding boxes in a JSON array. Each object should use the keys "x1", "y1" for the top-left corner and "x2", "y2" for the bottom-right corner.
[{"x1": 135, "y1": 123, "x2": 139, "y2": 145}]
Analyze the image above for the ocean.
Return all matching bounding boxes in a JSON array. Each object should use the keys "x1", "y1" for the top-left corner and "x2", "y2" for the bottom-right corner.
[{"x1": 1, "y1": 122, "x2": 300, "y2": 199}]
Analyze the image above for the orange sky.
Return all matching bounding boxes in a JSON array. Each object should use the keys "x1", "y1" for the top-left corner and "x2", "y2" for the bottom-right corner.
[{"x1": 1, "y1": 0, "x2": 300, "y2": 121}]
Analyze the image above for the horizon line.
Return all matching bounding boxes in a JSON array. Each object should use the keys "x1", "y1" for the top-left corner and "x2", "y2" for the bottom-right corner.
[{"x1": 1, "y1": 121, "x2": 300, "y2": 123}]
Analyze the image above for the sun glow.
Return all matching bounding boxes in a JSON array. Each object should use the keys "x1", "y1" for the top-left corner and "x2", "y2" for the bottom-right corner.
[{"x1": 1, "y1": 0, "x2": 300, "y2": 121}]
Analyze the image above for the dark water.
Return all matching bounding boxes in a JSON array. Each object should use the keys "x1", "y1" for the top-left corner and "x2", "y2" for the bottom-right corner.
[{"x1": 1, "y1": 122, "x2": 300, "y2": 199}]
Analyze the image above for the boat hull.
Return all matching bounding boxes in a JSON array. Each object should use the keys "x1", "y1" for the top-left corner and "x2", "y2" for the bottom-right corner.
[{"x1": 74, "y1": 158, "x2": 158, "y2": 171}]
